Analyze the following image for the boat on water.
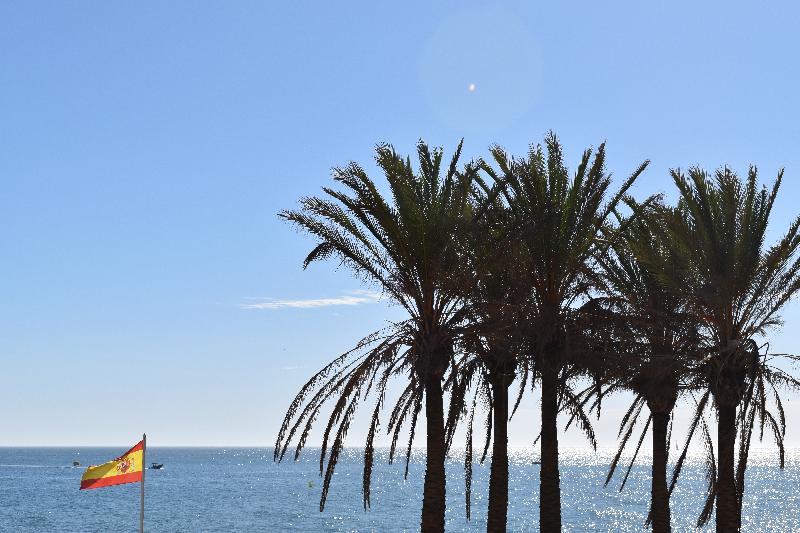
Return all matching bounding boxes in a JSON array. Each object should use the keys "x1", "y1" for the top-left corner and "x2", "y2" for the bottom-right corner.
[
  {"x1": 150, "y1": 463, "x2": 164, "y2": 470},
  {"x1": 72, "y1": 461, "x2": 81, "y2": 467}
]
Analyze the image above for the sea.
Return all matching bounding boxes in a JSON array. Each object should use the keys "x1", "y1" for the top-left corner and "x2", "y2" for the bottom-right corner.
[{"x1": 1, "y1": 447, "x2": 797, "y2": 532}]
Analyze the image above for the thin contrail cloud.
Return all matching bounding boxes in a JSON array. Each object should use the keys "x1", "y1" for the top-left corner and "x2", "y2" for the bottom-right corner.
[{"x1": 240, "y1": 290, "x2": 382, "y2": 310}]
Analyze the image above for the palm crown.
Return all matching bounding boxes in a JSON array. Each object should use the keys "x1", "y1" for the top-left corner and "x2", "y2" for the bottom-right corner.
[{"x1": 651, "y1": 167, "x2": 800, "y2": 399}]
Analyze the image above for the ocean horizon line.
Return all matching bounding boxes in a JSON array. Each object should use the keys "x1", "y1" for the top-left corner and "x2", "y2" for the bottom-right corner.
[{"x1": 0, "y1": 444, "x2": 791, "y2": 452}]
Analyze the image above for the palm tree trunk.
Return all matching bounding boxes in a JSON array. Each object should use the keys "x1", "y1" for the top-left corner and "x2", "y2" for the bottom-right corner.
[
  {"x1": 716, "y1": 404, "x2": 739, "y2": 532},
  {"x1": 651, "y1": 411, "x2": 671, "y2": 533},
  {"x1": 539, "y1": 362, "x2": 561, "y2": 533},
  {"x1": 487, "y1": 378, "x2": 509, "y2": 533},
  {"x1": 420, "y1": 375, "x2": 447, "y2": 533}
]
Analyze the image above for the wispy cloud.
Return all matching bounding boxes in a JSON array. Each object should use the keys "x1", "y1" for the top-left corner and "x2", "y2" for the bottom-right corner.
[{"x1": 240, "y1": 290, "x2": 382, "y2": 310}]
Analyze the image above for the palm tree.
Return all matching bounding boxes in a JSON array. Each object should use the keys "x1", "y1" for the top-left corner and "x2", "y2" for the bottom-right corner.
[
  {"x1": 451, "y1": 181, "x2": 532, "y2": 532},
  {"x1": 277, "y1": 140, "x2": 477, "y2": 532},
  {"x1": 479, "y1": 133, "x2": 649, "y2": 531},
  {"x1": 592, "y1": 200, "x2": 702, "y2": 533},
  {"x1": 647, "y1": 166, "x2": 800, "y2": 531}
]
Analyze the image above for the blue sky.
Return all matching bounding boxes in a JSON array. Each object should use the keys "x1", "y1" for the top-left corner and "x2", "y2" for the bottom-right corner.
[{"x1": 2, "y1": 1, "x2": 800, "y2": 447}]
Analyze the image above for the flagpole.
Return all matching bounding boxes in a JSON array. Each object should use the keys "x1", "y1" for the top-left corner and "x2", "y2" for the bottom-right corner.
[{"x1": 140, "y1": 433, "x2": 146, "y2": 533}]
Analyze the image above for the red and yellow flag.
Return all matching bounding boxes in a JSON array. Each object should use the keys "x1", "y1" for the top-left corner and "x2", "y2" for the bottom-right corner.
[{"x1": 80, "y1": 440, "x2": 144, "y2": 490}]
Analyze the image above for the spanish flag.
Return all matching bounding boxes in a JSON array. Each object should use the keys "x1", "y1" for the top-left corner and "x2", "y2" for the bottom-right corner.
[{"x1": 80, "y1": 440, "x2": 144, "y2": 490}]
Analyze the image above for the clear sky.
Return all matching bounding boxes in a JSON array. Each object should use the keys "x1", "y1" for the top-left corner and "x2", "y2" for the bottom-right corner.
[{"x1": 2, "y1": 1, "x2": 800, "y2": 448}]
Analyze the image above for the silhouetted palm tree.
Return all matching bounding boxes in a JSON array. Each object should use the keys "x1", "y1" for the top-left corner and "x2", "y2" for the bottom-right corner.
[
  {"x1": 479, "y1": 133, "x2": 649, "y2": 532},
  {"x1": 647, "y1": 166, "x2": 800, "y2": 531},
  {"x1": 450, "y1": 180, "x2": 532, "y2": 531},
  {"x1": 277, "y1": 140, "x2": 477, "y2": 532},
  {"x1": 592, "y1": 200, "x2": 703, "y2": 533}
]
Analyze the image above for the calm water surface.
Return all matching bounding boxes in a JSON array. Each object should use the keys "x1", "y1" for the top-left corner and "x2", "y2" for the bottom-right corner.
[{"x1": 0, "y1": 447, "x2": 796, "y2": 532}]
